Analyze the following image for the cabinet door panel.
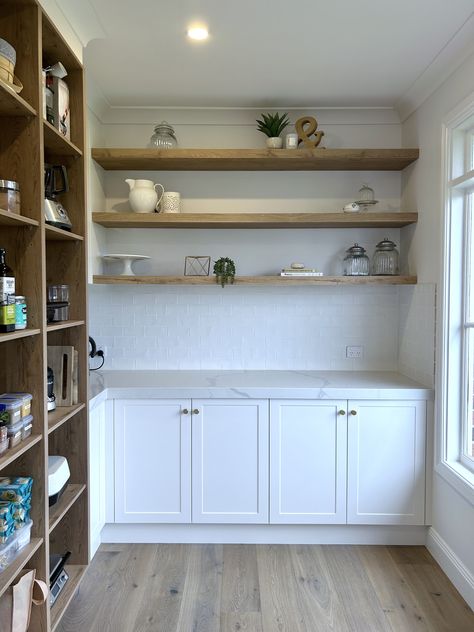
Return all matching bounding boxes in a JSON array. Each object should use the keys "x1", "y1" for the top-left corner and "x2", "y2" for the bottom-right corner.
[
  {"x1": 192, "y1": 399, "x2": 269, "y2": 523},
  {"x1": 114, "y1": 399, "x2": 191, "y2": 523},
  {"x1": 270, "y1": 400, "x2": 347, "y2": 523},
  {"x1": 89, "y1": 400, "x2": 106, "y2": 558},
  {"x1": 347, "y1": 400, "x2": 426, "y2": 525}
]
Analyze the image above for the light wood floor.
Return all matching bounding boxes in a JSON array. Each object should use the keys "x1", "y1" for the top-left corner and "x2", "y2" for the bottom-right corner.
[{"x1": 56, "y1": 544, "x2": 474, "y2": 632}]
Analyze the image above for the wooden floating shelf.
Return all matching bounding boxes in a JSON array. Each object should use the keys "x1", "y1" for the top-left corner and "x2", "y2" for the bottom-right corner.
[
  {"x1": 93, "y1": 211, "x2": 418, "y2": 229},
  {"x1": 47, "y1": 320, "x2": 85, "y2": 333},
  {"x1": 0, "y1": 208, "x2": 39, "y2": 227},
  {"x1": 49, "y1": 483, "x2": 86, "y2": 533},
  {"x1": 91, "y1": 147, "x2": 419, "y2": 172},
  {"x1": 45, "y1": 224, "x2": 84, "y2": 241},
  {"x1": 94, "y1": 275, "x2": 417, "y2": 286},
  {"x1": 43, "y1": 120, "x2": 82, "y2": 157},
  {"x1": 48, "y1": 403, "x2": 85, "y2": 434},
  {"x1": 0, "y1": 81, "x2": 37, "y2": 118},
  {"x1": 0, "y1": 434, "x2": 43, "y2": 472},
  {"x1": 0, "y1": 328, "x2": 41, "y2": 344},
  {"x1": 0, "y1": 538, "x2": 43, "y2": 599},
  {"x1": 50, "y1": 564, "x2": 88, "y2": 631}
]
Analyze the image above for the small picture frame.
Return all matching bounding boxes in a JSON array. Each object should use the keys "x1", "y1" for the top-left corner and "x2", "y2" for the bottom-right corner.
[{"x1": 184, "y1": 256, "x2": 211, "y2": 276}]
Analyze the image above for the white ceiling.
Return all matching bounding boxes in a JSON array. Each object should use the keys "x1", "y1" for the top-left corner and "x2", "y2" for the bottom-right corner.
[{"x1": 64, "y1": 0, "x2": 474, "y2": 110}]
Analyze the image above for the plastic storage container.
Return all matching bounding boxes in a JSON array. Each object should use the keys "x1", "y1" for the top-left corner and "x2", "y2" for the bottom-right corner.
[
  {"x1": 6, "y1": 419, "x2": 23, "y2": 448},
  {"x1": 0, "y1": 438, "x2": 7, "y2": 455},
  {"x1": 21, "y1": 415, "x2": 33, "y2": 440},
  {"x1": 0, "y1": 393, "x2": 32, "y2": 418},
  {"x1": 0, "y1": 520, "x2": 33, "y2": 573},
  {"x1": 0, "y1": 398, "x2": 22, "y2": 425}
]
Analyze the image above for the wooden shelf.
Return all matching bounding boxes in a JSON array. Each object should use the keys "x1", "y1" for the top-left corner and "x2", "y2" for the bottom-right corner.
[
  {"x1": 45, "y1": 224, "x2": 84, "y2": 241},
  {"x1": 93, "y1": 275, "x2": 418, "y2": 286},
  {"x1": 43, "y1": 120, "x2": 82, "y2": 158},
  {"x1": 50, "y1": 564, "x2": 87, "y2": 631},
  {"x1": 91, "y1": 147, "x2": 419, "y2": 172},
  {"x1": 92, "y1": 211, "x2": 418, "y2": 229},
  {"x1": 0, "y1": 434, "x2": 43, "y2": 472},
  {"x1": 49, "y1": 484, "x2": 86, "y2": 533},
  {"x1": 0, "y1": 328, "x2": 41, "y2": 343},
  {"x1": 47, "y1": 320, "x2": 85, "y2": 333},
  {"x1": 0, "y1": 208, "x2": 39, "y2": 227},
  {"x1": 0, "y1": 538, "x2": 43, "y2": 599},
  {"x1": 0, "y1": 80, "x2": 37, "y2": 118},
  {"x1": 48, "y1": 403, "x2": 85, "y2": 434}
]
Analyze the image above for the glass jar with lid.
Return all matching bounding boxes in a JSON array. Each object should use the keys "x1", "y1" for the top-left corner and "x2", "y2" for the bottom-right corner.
[
  {"x1": 149, "y1": 121, "x2": 178, "y2": 149},
  {"x1": 343, "y1": 243, "x2": 370, "y2": 276},
  {"x1": 355, "y1": 183, "x2": 378, "y2": 210},
  {"x1": 372, "y1": 238, "x2": 399, "y2": 275}
]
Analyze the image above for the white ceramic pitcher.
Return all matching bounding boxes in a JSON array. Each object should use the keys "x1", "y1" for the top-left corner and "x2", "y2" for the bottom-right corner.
[{"x1": 125, "y1": 178, "x2": 164, "y2": 213}]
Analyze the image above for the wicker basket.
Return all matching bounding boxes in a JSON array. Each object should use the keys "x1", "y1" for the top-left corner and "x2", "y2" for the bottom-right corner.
[{"x1": 0, "y1": 54, "x2": 14, "y2": 84}]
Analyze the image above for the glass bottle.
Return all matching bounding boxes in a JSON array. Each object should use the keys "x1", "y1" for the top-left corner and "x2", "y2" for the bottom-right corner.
[
  {"x1": 343, "y1": 243, "x2": 370, "y2": 276},
  {"x1": 372, "y1": 238, "x2": 399, "y2": 275},
  {"x1": 149, "y1": 121, "x2": 178, "y2": 149},
  {"x1": 0, "y1": 248, "x2": 16, "y2": 332}
]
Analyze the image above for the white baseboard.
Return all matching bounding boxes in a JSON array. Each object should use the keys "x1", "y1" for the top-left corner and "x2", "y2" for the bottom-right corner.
[
  {"x1": 427, "y1": 527, "x2": 474, "y2": 610},
  {"x1": 101, "y1": 523, "x2": 428, "y2": 545}
]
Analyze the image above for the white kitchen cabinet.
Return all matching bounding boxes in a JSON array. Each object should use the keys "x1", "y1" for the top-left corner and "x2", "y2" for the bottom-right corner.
[
  {"x1": 114, "y1": 399, "x2": 191, "y2": 522},
  {"x1": 89, "y1": 399, "x2": 107, "y2": 558},
  {"x1": 270, "y1": 400, "x2": 347, "y2": 524},
  {"x1": 192, "y1": 399, "x2": 269, "y2": 523},
  {"x1": 347, "y1": 400, "x2": 426, "y2": 525}
]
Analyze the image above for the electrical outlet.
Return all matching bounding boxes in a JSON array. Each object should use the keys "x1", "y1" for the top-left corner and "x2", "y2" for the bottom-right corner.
[{"x1": 346, "y1": 345, "x2": 363, "y2": 359}]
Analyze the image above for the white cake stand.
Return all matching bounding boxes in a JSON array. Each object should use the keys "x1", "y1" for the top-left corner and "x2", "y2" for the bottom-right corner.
[{"x1": 102, "y1": 254, "x2": 150, "y2": 276}]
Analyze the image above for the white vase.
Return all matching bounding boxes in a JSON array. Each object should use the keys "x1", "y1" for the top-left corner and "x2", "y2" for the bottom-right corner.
[
  {"x1": 125, "y1": 178, "x2": 164, "y2": 213},
  {"x1": 266, "y1": 137, "x2": 283, "y2": 149}
]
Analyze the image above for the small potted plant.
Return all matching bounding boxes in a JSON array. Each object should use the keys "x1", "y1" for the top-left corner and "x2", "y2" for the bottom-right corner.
[
  {"x1": 256, "y1": 112, "x2": 290, "y2": 148},
  {"x1": 213, "y1": 257, "x2": 236, "y2": 287}
]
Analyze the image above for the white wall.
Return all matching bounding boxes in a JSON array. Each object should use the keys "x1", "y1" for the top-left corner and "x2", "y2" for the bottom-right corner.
[{"x1": 402, "y1": 50, "x2": 474, "y2": 608}]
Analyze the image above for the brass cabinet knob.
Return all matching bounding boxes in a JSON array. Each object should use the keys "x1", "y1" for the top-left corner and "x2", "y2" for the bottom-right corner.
[
  {"x1": 182, "y1": 408, "x2": 189, "y2": 415},
  {"x1": 338, "y1": 410, "x2": 346, "y2": 416},
  {"x1": 350, "y1": 410, "x2": 357, "y2": 416},
  {"x1": 192, "y1": 409, "x2": 200, "y2": 415}
]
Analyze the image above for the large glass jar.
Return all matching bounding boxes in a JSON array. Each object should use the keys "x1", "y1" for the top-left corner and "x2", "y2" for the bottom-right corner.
[
  {"x1": 149, "y1": 121, "x2": 178, "y2": 149},
  {"x1": 372, "y1": 238, "x2": 399, "y2": 275},
  {"x1": 343, "y1": 243, "x2": 370, "y2": 276}
]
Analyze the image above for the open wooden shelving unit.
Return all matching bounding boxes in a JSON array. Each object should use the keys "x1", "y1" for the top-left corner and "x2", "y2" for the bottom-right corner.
[{"x1": 0, "y1": 2, "x2": 89, "y2": 630}]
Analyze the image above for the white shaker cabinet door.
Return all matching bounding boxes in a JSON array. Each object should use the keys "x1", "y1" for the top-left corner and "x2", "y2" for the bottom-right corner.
[
  {"x1": 270, "y1": 400, "x2": 347, "y2": 524},
  {"x1": 89, "y1": 399, "x2": 106, "y2": 558},
  {"x1": 114, "y1": 399, "x2": 191, "y2": 523},
  {"x1": 347, "y1": 400, "x2": 426, "y2": 525},
  {"x1": 192, "y1": 399, "x2": 269, "y2": 523}
]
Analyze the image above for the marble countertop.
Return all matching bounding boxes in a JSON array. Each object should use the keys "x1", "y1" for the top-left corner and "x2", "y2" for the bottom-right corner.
[{"x1": 89, "y1": 370, "x2": 433, "y2": 406}]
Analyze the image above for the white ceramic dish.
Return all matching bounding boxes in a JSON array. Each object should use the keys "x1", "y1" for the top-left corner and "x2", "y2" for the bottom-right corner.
[{"x1": 102, "y1": 254, "x2": 150, "y2": 276}]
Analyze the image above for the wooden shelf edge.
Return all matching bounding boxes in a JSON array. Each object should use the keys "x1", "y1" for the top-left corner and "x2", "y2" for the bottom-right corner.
[
  {"x1": 49, "y1": 484, "x2": 86, "y2": 533},
  {"x1": 0, "y1": 80, "x2": 37, "y2": 118},
  {"x1": 47, "y1": 320, "x2": 85, "y2": 333},
  {"x1": 0, "y1": 434, "x2": 43, "y2": 472},
  {"x1": 0, "y1": 208, "x2": 39, "y2": 227},
  {"x1": 93, "y1": 275, "x2": 418, "y2": 286},
  {"x1": 43, "y1": 120, "x2": 83, "y2": 157},
  {"x1": 0, "y1": 328, "x2": 41, "y2": 343},
  {"x1": 48, "y1": 403, "x2": 85, "y2": 434},
  {"x1": 0, "y1": 538, "x2": 43, "y2": 599},
  {"x1": 50, "y1": 565, "x2": 88, "y2": 631},
  {"x1": 92, "y1": 211, "x2": 418, "y2": 229},
  {"x1": 91, "y1": 147, "x2": 419, "y2": 171},
  {"x1": 45, "y1": 224, "x2": 84, "y2": 241}
]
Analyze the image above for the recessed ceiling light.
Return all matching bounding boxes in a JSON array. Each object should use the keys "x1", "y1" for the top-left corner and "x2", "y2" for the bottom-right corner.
[{"x1": 187, "y1": 26, "x2": 209, "y2": 41}]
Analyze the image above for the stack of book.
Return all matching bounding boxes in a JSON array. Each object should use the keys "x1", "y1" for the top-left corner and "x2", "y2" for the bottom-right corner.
[{"x1": 280, "y1": 268, "x2": 324, "y2": 277}]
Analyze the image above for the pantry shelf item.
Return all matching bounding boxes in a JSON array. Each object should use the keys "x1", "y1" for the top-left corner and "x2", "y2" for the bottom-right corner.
[
  {"x1": 343, "y1": 244, "x2": 370, "y2": 276},
  {"x1": 102, "y1": 254, "x2": 150, "y2": 276},
  {"x1": 48, "y1": 456, "x2": 70, "y2": 506},
  {"x1": 0, "y1": 180, "x2": 21, "y2": 215},
  {"x1": 44, "y1": 164, "x2": 72, "y2": 231},
  {"x1": 125, "y1": 178, "x2": 164, "y2": 213},
  {"x1": 355, "y1": 183, "x2": 378, "y2": 209},
  {"x1": 372, "y1": 238, "x2": 400, "y2": 275},
  {"x1": 15, "y1": 296, "x2": 27, "y2": 330},
  {"x1": 0, "y1": 248, "x2": 15, "y2": 333},
  {"x1": 149, "y1": 121, "x2": 178, "y2": 148}
]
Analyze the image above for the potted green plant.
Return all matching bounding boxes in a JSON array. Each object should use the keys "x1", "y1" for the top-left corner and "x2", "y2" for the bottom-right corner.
[
  {"x1": 256, "y1": 112, "x2": 290, "y2": 148},
  {"x1": 213, "y1": 257, "x2": 236, "y2": 287}
]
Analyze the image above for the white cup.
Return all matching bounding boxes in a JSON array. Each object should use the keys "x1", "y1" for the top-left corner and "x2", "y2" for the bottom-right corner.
[{"x1": 160, "y1": 191, "x2": 181, "y2": 213}]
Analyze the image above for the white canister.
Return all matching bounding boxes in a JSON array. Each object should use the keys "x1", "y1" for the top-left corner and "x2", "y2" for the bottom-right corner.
[
  {"x1": 285, "y1": 133, "x2": 299, "y2": 149},
  {"x1": 161, "y1": 191, "x2": 181, "y2": 213}
]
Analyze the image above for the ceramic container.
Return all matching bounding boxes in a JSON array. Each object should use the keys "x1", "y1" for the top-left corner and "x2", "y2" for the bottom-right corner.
[{"x1": 125, "y1": 178, "x2": 164, "y2": 213}]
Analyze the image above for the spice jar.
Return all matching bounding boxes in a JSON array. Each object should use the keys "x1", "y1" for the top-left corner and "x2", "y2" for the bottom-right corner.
[
  {"x1": 149, "y1": 121, "x2": 178, "y2": 149},
  {"x1": 0, "y1": 180, "x2": 20, "y2": 214},
  {"x1": 343, "y1": 243, "x2": 370, "y2": 276},
  {"x1": 372, "y1": 238, "x2": 399, "y2": 275},
  {"x1": 15, "y1": 296, "x2": 27, "y2": 330}
]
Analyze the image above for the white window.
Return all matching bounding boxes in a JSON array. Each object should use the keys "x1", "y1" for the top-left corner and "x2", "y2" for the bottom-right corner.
[{"x1": 440, "y1": 96, "x2": 474, "y2": 497}]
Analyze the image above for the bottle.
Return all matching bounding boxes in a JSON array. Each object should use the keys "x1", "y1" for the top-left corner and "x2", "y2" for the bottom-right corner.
[{"x1": 0, "y1": 248, "x2": 16, "y2": 333}]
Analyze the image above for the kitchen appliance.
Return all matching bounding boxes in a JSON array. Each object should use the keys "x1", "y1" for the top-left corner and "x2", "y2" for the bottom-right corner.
[
  {"x1": 47, "y1": 366, "x2": 56, "y2": 412},
  {"x1": 48, "y1": 455, "x2": 70, "y2": 506},
  {"x1": 372, "y1": 238, "x2": 399, "y2": 275},
  {"x1": 343, "y1": 243, "x2": 370, "y2": 276},
  {"x1": 47, "y1": 284, "x2": 70, "y2": 322},
  {"x1": 49, "y1": 551, "x2": 71, "y2": 606},
  {"x1": 44, "y1": 164, "x2": 72, "y2": 231}
]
